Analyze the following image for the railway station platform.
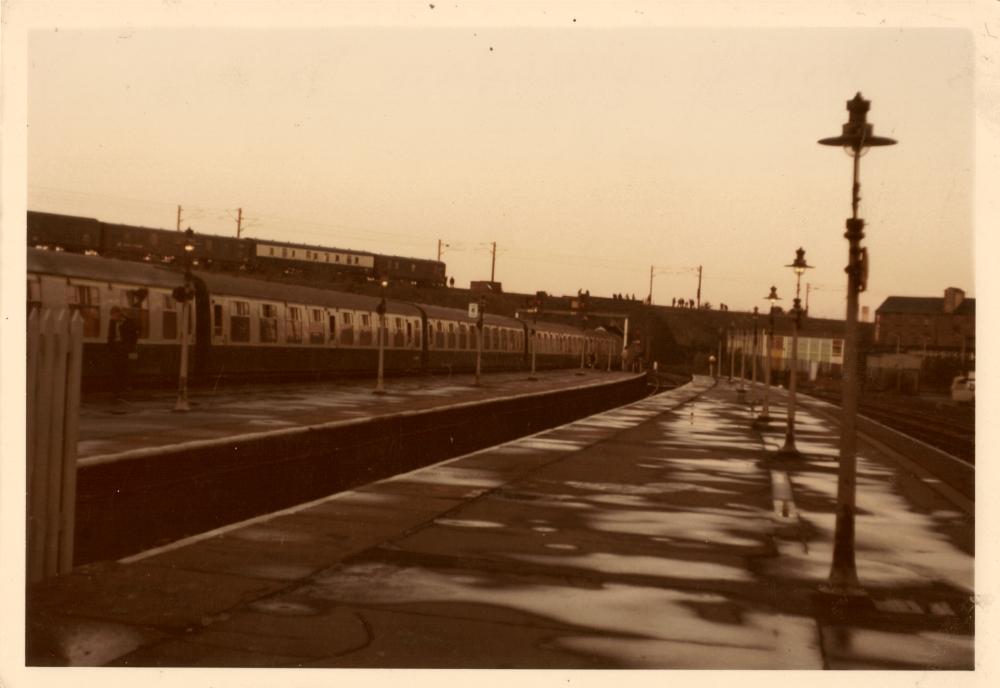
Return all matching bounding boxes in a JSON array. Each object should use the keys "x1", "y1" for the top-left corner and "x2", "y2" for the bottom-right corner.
[
  {"x1": 24, "y1": 376, "x2": 976, "y2": 671},
  {"x1": 77, "y1": 369, "x2": 643, "y2": 460}
]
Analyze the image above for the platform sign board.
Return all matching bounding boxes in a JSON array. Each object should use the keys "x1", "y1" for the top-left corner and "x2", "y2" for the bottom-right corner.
[{"x1": 468, "y1": 302, "x2": 479, "y2": 319}]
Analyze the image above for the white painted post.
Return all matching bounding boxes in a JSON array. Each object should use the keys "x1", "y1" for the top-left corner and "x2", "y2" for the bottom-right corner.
[
  {"x1": 27, "y1": 308, "x2": 84, "y2": 582},
  {"x1": 59, "y1": 312, "x2": 84, "y2": 573}
]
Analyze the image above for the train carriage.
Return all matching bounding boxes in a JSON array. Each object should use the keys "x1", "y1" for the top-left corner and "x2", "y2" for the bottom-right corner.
[
  {"x1": 417, "y1": 304, "x2": 528, "y2": 373},
  {"x1": 28, "y1": 248, "x2": 188, "y2": 388},
  {"x1": 28, "y1": 247, "x2": 623, "y2": 391},
  {"x1": 27, "y1": 211, "x2": 103, "y2": 254},
  {"x1": 196, "y1": 271, "x2": 423, "y2": 380}
]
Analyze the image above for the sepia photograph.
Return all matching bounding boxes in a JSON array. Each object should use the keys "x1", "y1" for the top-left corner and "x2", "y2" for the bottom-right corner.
[{"x1": 2, "y1": 0, "x2": 995, "y2": 684}]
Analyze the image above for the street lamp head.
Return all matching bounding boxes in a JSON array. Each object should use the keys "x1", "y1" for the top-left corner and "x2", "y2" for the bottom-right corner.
[
  {"x1": 380, "y1": 279, "x2": 389, "y2": 289},
  {"x1": 818, "y1": 92, "x2": 897, "y2": 154},
  {"x1": 765, "y1": 286, "x2": 781, "y2": 304},
  {"x1": 786, "y1": 247, "x2": 813, "y2": 275},
  {"x1": 183, "y1": 227, "x2": 195, "y2": 253},
  {"x1": 753, "y1": 306, "x2": 759, "y2": 319}
]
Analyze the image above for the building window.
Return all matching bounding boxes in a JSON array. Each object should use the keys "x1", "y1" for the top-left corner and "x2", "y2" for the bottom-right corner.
[{"x1": 832, "y1": 339, "x2": 843, "y2": 357}]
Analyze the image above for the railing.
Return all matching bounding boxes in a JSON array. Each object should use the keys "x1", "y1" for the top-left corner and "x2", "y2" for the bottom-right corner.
[{"x1": 27, "y1": 309, "x2": 84, "y2": 583}]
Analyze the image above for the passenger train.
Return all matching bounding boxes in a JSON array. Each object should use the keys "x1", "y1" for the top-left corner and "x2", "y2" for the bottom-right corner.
[
  {"x1": 28, "y1": 248, "x2": 622, "y2": 390},
  {"x1": 27, "y1": 211, "x2": 447, "y2": 287}
]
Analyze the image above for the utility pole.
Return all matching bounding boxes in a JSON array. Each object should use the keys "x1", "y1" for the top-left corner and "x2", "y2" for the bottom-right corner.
[
  {"x1": 648, "y1": 265, "x2": 654, "y2": 305},
  {"x1": 490, "y1": 242, "x2": 497, "y2": 282},
  {"x1": 696, "y1": 265, "x2": 703, "y2": 308},
  {"x1": 236, "y1": 208, "x2": 243, "y2": 238},
  {"x1": 176, "y1": 205, "x2": 183, "y2": 232},
  {"x1": 437, "y1": 239, "x2": 448, "y2": 262}
]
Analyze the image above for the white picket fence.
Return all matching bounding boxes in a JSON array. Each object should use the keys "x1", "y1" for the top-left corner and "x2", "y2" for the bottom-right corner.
[{"x1": 27, "y1": 308, "x2": 84, "y2": 583}]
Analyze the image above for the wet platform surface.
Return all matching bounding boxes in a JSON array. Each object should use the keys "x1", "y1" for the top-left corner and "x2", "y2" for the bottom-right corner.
[
  {"x1": 78, "y1": 369, "x2": 638, "y2": 460},
  {"x1": 27, "y1": 376, "x2": 975, "y2": 670}
]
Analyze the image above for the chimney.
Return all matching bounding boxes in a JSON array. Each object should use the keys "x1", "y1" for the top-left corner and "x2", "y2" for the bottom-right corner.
[{"x1": 943, "y1": 287, "x2": 965, "y2": 314}]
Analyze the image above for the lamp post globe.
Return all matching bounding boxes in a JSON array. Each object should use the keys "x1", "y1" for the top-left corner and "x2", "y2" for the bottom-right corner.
[{"x1": 819, "y1": 93, "x2": 896, "y2": 597}]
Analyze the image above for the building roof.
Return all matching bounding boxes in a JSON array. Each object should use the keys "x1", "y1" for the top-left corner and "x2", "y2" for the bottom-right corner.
[{"x1": 876, "y1": 296, "x2": 976, "y2": 315}]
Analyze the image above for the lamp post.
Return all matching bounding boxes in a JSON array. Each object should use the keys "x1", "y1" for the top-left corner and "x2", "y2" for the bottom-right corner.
[
  {"x1": 374, "y1": 279, "x2": 389, "y2": 395},
  {"x1": 475, "y1": 295, "x2": 485, "y2": 386},
  {"x1": 777, "y1": 247, "x2": 813, "y2": 457},
  {"x1": 757, "y1": 286, "x2": 781, "y2": 425},
  {"x1": 173, "y1": 228, "x2": 195, "y2": 412},
  {"x1": 737, "y1": 325, "x2": 747, "y2": 401},
  {"x1": 728, "y1": 322, "x2": 736, "y2": 383},
  {"x1": 717, "y1": 328, "x2": 723, "y2": 381},
  {"x1": 750, "y1": 307, "x2": 759, "y2": 405},
  {"x1": 819, "y1": 92, "x2": 896, "y2": 595}
]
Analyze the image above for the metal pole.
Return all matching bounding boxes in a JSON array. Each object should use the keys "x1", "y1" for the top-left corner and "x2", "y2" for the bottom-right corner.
[
  {"x1": 827, "y1": 154, "x2": 865, "y2": 591},
  {"x1": 529, "y1": 321, "x2": 537, "y2": 380},
  {"x1": 717, "y1": 337, "x2": 722, "y2": 380},
  {"x1": 375, "y1": 313, "x2": 386, "y2": 394},
  {"x1": 174, "y1": 295, "x2": 191, "y2": 412},
  {"x1": 751, "y1": 312, "x2": 759, "y2": 402},
  {"x1": 729, "y1": 330, "x2": 735, "y2": 383},
  {"x1": 475, "y1": 321, "x2": 483, "y2": 385},
  {"x1": 779, "y1": 300, "x2": 801, "y2": 455},
  {"x1": 475, "y1": 298, "x2": 484, "y2": 386},
  {"x1": 761, "y1": 311, "x2": 773, "y2": 421}
]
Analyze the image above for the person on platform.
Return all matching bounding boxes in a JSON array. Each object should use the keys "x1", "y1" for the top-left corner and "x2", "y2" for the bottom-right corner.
[{"x1": 107, "y1": 306, "x2": 139, "y2": 401}]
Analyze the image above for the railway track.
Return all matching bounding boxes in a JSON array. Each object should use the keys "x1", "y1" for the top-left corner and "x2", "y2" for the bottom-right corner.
[{"x1": 806, "y1": 389, "x2": 974, "y2": 464}]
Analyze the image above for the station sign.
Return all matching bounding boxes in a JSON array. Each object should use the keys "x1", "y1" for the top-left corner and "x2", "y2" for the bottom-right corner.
[{"x1": 468, "y1": 302, "x2": 479, "y2": 319}]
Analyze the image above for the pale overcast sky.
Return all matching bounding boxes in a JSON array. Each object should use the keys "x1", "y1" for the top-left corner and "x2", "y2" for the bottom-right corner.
[{"x1": 19, "y1": 7, "x2": 978, "y2": 319}]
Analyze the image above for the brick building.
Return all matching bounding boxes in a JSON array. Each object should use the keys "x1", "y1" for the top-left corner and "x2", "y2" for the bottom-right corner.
[{"x1": 874, "y1": 287, "x2": 975, "y2": 355}]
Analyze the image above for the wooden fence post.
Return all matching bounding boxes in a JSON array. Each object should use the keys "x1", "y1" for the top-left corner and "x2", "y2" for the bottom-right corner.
[{"x1": 27, "y1": 308, "x2": 84, "y2": 583}]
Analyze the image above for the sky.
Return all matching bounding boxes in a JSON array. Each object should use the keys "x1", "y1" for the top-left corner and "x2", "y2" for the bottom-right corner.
[{"x1": 18, "y1": 10, "x2": 977, "y2": 319}]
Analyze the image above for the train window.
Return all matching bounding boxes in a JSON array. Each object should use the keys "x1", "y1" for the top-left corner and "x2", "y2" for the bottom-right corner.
[
  {"x1": 342, "y1": 312, "x2": 353, "y2": 326},
  {"x1": 447, "y1": 322, "x2": 456, "y2": 349},
  {"x1": 335, "y1": 255, "x2": 341, "y2": 263},
  {"x1": 309, "y1": 308, "x2": 325, "y2": 344},
  {"x1": 832, "y1": 339, "x2": 843, "y2": 357},
  {"x1": 435, "y1": 321, "x2": 444, "y2": 349},
  {"x1": 287, "y1": 306, "x2": 303, "y2": 344},
  {"x1": 66, "y1": 284, "x2": 101, "y2": 337},
  {"x1": 361, "y1": 313, "x2": 370, "y2": 328},
  {"x1": 269, "y1": 247, "x2": 275, "y2": 257},
  {"x1": 260, "y1": 303, "x2": 278, "y2": 343},
  {"x1": 500, "y1": 329, "x2": 508, "y2": 351},
  {"x1": 459, "y1": 323, "x2": 468, "y2": 349},
  {"x1": 231, "y1": 301, "x2": 251, "y2": 342},
  {"x1": 406, "y1": 320, "x2": 413, "y2": 345},
  {"x1": 162, "y1": 295, "x2": 178, "y2": 339},
  {"x1": 213, "y1": 304, "x2": 224, "y2": 337},
  {"x1": 410, "y1": 263, "x2": 416, "y2": 272},
  {"x1": 328, "y1": 314, "x2": 337, "y2": 342}
]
